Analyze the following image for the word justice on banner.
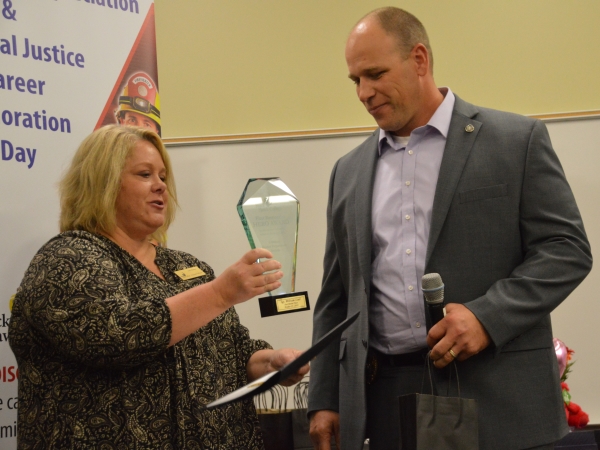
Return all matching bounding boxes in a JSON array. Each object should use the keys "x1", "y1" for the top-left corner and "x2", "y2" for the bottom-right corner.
[{"x1": 0, "y1": 35, "x2": 85, "y2": 68}]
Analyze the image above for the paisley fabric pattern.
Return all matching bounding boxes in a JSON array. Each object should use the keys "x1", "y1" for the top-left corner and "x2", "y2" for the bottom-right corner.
[{"x1": 9, "y1": 231, "x2": 271, "y2": 449}]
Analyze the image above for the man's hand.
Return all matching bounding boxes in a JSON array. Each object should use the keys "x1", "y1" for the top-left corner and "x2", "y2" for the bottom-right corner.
[
  {"x1": 309, "y1": 410, "x2": 340, "y2": 450},
  {"x1": 426, "y1": 303, "x2": 491, "y2": 369}
]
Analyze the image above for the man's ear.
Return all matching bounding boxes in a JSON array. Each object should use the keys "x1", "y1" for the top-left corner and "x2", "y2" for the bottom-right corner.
[{"x1": 411, "y1": 43, "x2": 431, "y2": 76}]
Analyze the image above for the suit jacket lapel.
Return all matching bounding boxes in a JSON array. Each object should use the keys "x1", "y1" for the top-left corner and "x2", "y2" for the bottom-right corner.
[
  {"x1": 426, "y1": 97, "x2": 481, "y2": 265},
  {"x1": 354, "y1": 131, "x2": 379, "y2": 296}
]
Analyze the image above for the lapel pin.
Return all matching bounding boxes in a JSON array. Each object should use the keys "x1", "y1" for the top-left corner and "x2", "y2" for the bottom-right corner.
[{"x1": 465, "y1": 124, "x2": 475, "y2": 133}]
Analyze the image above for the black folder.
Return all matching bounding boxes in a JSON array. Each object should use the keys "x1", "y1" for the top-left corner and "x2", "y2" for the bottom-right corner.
[{"x1": 206, "y1": 311, "x2": 360, "y2": 408}]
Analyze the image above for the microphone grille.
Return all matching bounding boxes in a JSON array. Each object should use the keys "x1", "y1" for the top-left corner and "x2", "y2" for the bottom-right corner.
[{"x1": 422, "y1": 273, "x2": 444, "y2": 304}]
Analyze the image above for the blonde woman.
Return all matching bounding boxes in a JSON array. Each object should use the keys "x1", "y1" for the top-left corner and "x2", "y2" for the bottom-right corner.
[{"x1": 9, "y1": 125, "x2": 308, "y2": 449}]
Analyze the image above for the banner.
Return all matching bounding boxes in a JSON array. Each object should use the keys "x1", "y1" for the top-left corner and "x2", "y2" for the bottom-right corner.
[{"x1": 0, "y1": 0, "x2": 158, "y2": 446}]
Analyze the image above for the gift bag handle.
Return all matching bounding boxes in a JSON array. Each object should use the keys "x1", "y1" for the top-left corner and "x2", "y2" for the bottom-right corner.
[
  {"x1": 423, "y1": 351, "x2": 466, "y2": 424},
  {"x1": 422, "y1": 350, "x2": 461, "y2": 398}
]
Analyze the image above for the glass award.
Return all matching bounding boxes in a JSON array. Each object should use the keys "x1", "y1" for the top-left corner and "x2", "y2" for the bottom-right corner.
[{"x1": 237, "y1": 178, "x2": 309, "y2": 317}]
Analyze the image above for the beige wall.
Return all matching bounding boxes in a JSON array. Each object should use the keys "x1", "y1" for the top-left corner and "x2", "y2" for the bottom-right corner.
[{"x1": 154, "y1": 0, "x2": 600, "y2": 138}]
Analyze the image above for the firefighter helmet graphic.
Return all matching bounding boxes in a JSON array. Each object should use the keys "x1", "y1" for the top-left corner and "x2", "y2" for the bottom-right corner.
[{"x1": 115, "y1": 72, "x2": 161, "y2": 133}]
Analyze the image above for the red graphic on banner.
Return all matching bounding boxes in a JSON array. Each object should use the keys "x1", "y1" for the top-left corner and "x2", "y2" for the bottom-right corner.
[
  {"x1": 0, "y1": 366, "x2": 18, "y2": 382},
  {"x1": 95, "y1": 4, "x2": 161, "y2": 135}
]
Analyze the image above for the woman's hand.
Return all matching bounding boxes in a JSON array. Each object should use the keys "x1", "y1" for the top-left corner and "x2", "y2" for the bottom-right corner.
[
  {"x1": 247, "y1": 348, "x2": 310, "y2": 386},
  {"x1": 210, "y1": 248, "x2": 283, "y2": 309},
  {"x1": 166, "y1": 248, "x2": 282, "y2": 346}
]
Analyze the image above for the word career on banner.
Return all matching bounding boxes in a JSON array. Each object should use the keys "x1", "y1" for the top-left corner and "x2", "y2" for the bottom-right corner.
[
  {"x1": 0, "y1": 35, "x2": 85, "y2": 68},
  {"x1": 1, "y1": 140, "x2": 36, "y2": 169},
  {"x1": 0, "y1": 73, "x2": 46, "y2": 95}
]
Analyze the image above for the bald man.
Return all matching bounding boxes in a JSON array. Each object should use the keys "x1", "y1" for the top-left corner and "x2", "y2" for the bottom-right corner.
[{"x1": 308, "y1": 7, "x2": 591, "y2": 450}]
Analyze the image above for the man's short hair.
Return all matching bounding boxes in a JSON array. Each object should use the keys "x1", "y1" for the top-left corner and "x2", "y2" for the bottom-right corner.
[
  {"x1": 366, "y1": 7, "x2": 434, "y2": 72},
  {"x1": 59, "y1": 125, "x2": 177, "y2": 244}
]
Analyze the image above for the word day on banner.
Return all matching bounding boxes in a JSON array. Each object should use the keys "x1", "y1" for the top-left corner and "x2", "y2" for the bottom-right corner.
[{"x1": 0, "y1": 0, "x2": 158, "y2": 446}]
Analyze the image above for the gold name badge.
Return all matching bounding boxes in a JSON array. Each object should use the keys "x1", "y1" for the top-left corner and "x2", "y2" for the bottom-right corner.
[
  {"x1": 276, "y1": 295, "x2": 307, "y2": 313},
  {"x1": 175, "y1": 266, "x2": 206, "y2": 280}
]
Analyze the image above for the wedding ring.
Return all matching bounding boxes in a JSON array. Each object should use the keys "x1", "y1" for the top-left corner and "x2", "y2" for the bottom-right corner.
[{"x1": 448, "y1": 349, "x2": 457, "y2": 359}]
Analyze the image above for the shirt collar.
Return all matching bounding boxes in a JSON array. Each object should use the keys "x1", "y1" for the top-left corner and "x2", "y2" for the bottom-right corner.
[{"x1": 378, "y1": 87, "x2": 455, "y2": 155}]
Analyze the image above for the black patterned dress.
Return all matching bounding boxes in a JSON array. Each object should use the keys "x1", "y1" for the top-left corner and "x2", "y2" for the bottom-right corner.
[{"x1": 8, "y1": 231, "x2": 271, "y2": 449}]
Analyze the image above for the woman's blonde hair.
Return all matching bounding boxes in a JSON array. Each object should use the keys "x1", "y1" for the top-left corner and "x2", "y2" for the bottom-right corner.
[{"x1": 59, "y1": 125, "x2": 178, "y2": 244}]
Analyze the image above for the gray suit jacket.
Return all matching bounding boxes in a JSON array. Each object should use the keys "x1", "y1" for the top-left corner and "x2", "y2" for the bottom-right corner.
[{"x1": 308, "y1": 96, "x2": 592, "y2": 450}]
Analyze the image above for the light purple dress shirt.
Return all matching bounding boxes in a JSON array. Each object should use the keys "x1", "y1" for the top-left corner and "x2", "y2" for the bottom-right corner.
[{"x1": 370, "y1": 88, "x2": 455, "y2": 355}]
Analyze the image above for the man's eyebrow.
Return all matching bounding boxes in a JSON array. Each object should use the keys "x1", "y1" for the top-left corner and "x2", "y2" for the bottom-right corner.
[
  {"x1": 348, "y1": 67, "x2": 387, "y2": 81},
  {"x1": 348, "y1": 67, "x2": 385, "y2": 78}
]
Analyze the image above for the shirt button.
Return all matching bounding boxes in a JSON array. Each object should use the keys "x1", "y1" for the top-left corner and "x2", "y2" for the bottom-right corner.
[
  {"x1": 406, "y1": 249, "x2": 412, "y2": 255},
  {"x1": 408, "y1": 150, "x2": 414, "y2": 155},
  {"x1": 415, "y1": 322, "x2": 421, "y2": 328},
  {"x1": 405, "y1": 181, "x2": 411, "y2": 186},
  {"x1": 405, "y1": 214, "x2": 411, "y2": 220},
  {"x1": 408, "y1": 285, "x2": 414, "y2": 291}
]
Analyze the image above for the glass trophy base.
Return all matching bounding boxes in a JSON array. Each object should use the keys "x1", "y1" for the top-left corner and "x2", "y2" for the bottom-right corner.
[{"x1": 258, "y1": 291, "x2": 310, "y2": 318}]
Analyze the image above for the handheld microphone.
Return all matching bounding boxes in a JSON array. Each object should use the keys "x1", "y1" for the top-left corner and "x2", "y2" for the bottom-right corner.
[{"x1": 422, "y1": 273, "x2": 445, "y2": 327}]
